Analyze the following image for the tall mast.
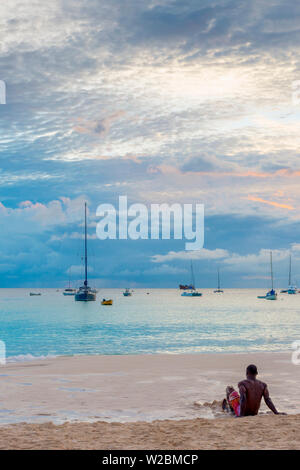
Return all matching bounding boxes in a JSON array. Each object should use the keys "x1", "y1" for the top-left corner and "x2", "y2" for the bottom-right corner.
[
  {"x1": 289, "y1": 254, "x2": 292, "y2": 286},
  {"x1": 84, "y1": 202, "x2": 88, "y2": 286},
  {"x1": 217, "y1": 268, "x2": 220, "y2": 290},
  {"x1": 191, "y1": 261, "x2": 195, "y2": 288},
  {"x1": 270, "y1": 251, "x2": 274, "y2": 290}
]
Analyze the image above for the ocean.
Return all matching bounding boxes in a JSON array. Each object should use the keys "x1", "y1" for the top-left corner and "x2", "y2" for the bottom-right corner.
[{"x1": 0, "y1": 288, "x2": 299, "y2": 361}]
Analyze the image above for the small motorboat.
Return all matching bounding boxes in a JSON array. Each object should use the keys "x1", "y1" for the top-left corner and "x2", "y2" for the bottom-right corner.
[
  {"x1": 29, "y1": 292, "x2": 41, "y2": 296},
  {"x1": 101, "y1": 299, "x2": 113, "y2": 305},
  {"x1": 123, "y1": 288, "x2": 132, "y2": 297}
]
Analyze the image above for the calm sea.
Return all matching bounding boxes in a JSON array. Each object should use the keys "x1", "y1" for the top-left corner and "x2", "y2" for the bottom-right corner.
[{"x1": 0, "y1": 288, "x2": 299, "y2": 361}]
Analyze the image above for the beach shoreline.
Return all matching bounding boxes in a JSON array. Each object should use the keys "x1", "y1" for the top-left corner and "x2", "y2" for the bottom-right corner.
[
  {"x1": 0, "y1": 352, "x2": 299, "y2": 449},
  {"x1": 0, "y1": 352, "x2": 299, "y2": 423}
]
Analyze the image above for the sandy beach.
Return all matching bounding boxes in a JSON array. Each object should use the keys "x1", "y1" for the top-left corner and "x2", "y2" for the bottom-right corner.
[
  {"x1": 0, "y1": 352, "x2": 299, "y2": 449},
  {"x1": 1, "y1": 414, "x2": 300, "y2": 450}
]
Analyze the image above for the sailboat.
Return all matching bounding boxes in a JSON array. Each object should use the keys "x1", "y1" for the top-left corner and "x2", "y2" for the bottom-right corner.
[
  {"x1": 281, "y1": 254, "x2": 297, "y2": 294},
  {"x1": 181, "y1": 261, "x2": 202, "y2": 297},
  {"x1": 214, "y1": 268, "x2": 223, "y2": 293},
  {"x1": 257, "y1": 251, "x2": 277, "y2": 300},
  {"x1": 63, "y1": 267, "x2": 76, "y2": 296},
  {"x1": 63, "y1": 287, "x2": 76, "y2": 296},
  {"x1": 123, "y1": 288, "x2": 132, "y2": 297},
  {"x1": 75, "y1": 203, "x2": 96, "y2": 302}
]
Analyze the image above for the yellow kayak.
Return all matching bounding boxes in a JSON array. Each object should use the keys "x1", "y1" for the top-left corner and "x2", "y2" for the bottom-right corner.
[{"x1": 101, "y1": 299, "x2": 113, "y2": 305}]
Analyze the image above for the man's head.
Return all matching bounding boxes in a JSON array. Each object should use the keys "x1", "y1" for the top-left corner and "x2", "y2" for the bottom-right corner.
[{"x1": 246, "y1": 364, "x2": 258, "y2": 377}]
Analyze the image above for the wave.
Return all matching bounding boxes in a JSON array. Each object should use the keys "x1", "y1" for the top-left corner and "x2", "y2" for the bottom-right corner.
[
  {"x1": 6, "y1": 354, "x2": 57, "y2": 363},
  {"x1": 193, "y1": 399, "x2": 225, "y2": 418}
]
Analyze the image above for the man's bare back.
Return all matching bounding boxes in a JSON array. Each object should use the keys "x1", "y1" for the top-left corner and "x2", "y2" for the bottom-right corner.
[
  {"x1": 238, "y1": 378, "x2": 267, "y2": 416},
  {"x1": 237, "y1": 364, "x2": 280, "y2": 417}
]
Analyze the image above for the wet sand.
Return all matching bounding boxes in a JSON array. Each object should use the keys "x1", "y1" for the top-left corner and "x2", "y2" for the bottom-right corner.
[
  {"x1": 0, "y1": 352, "x2": 299, "y2": 449},
  {"x1": 0, "y1": 352, "x2": 299, "y2": 424}
]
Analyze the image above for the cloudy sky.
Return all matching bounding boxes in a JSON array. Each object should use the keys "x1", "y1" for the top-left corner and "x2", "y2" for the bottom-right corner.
[{"x1": 1, "y1": 0, "x2": 300, "y2": 288}]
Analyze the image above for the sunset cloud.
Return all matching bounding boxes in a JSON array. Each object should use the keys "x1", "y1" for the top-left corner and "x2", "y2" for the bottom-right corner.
[
  {"x1": 1, "y1": 0, "x2": 300, "y2": 286},
  {"x1": 247, "y1": 196, "x2": 295, "y2": 211}
]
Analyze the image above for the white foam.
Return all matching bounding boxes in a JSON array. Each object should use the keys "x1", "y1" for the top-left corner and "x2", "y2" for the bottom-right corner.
[{"x1": 6, "y1": 354, "x2": 57, "y2": 364}]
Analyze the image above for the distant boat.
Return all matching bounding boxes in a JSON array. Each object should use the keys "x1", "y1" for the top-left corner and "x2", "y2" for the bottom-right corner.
[
  {"x1": 257, "y1": 251, "x2": 277, "y2": 300},
  {"x1": 214, "y1": 268, "x2": 224, "y2": 293},
  {"x1": 75, "y1": 203, "x2": 96, "y2": 302},
  {"x1": 181, "y1": 290, "x2": 202, "y2": 297},
  {"x1": 101, "y1": 299, "x2": 113, "y2": 305},
  {"x1": 123, "y1": 288, "x2": 132, "y2": 297},
  {"x1": 179, "y1": 284, "x2": 194, "y2": 290},
  {"x1": 29, "y1": 292, "x2": 41, "y2": 296},
  {"x1": 287, "y1": 255, "x2": 297, "y2": 294},
  {"x1": 63, "y1": 288, "x2": 76, "y2": 296},
  {"x1": 281, "y1": 255, "x2": 294, "y2": 293},
  {"x1": 281, "y1": 255, "x2": 297, "y2": 294},
  {"x1": 63, "y1": 268, "x2": 76, "y2": 296},
  {"x1": 181, "y1": 261, "x2": 202, "y2": 297}
]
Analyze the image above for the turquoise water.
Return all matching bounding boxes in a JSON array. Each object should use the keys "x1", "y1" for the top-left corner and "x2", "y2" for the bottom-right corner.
[{"x1": 0, "y1": 288, "x2": 299, "y2": 360}]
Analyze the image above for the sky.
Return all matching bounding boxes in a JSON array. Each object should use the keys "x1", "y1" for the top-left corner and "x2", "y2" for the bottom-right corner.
[{"x1": 1, "y1": 0, "x2": 300, "y2": 288}]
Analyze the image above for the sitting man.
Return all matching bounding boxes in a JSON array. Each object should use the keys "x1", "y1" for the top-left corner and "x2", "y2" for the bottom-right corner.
[{"x1": 223, "y1": 364, "x2": 283, "y2": 417}]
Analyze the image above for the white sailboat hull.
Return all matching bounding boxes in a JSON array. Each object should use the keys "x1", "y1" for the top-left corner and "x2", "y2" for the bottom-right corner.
[
  {"x1": 265, "y1": 294, "x2": 277, "y2": 300},
  {"x1": 181, "y1": 291, "x2": 202, "y2": 297}
]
